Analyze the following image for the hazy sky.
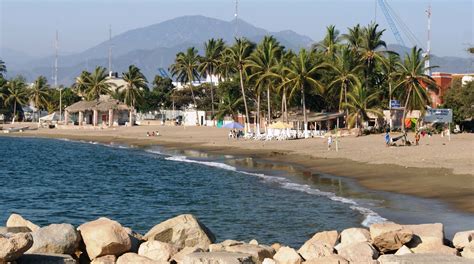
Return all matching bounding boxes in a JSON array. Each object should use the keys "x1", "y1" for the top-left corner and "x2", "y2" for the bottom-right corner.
[{"x1": 0, "y1": 0, "x2": 472, "y2": 58}]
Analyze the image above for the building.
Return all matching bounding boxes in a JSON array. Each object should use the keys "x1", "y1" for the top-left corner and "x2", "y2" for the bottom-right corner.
[
  {"x1": 64, "y1": 97, "x2": 131, "y2": 127},
  {"x1": 429, "y1": 72, "x2": 474, "y2": 107}
]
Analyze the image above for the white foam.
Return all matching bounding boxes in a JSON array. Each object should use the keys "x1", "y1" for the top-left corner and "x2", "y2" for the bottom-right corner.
[{"x1": 162, "y1": 154, "x2": 387, "y2": 226}]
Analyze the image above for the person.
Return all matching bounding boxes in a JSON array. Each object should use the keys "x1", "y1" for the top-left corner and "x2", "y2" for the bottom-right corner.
[
  {"x1": 327, "y1": 135, "x2": 333, "y2": 151},
  {"x1": 385, "y1": 131, "x2": 391, "y2": 147},
  {"x1": 146, "y1": 132, "x2": 151, "y2": 137},
  {"x1": 415, "y1": 131, "x2": 420, "y2": 145},
  {"x1": 228, "y1": 130, "x2": 233, "y2": 139},
  {"x1": 155, "y1": 130, "x2": 160, "y2": 136},
  {"x1": 151, "y1": 131, "x2": 155, "y2": 136}
]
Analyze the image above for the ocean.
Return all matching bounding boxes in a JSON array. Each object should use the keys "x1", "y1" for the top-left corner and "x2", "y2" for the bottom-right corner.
[{"x1": 0, "y1": 136, "x2": 472, "y2": 246}]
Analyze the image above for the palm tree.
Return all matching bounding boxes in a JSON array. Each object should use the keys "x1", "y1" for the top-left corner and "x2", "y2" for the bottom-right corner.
[
  {"x1": 313, "y1": 25, "x2": 341, "y2": 60},
  {"x1": 343, "y1": 24, "x2": 363, "y2": 52},
  {"x1": 359, "y1": 23, "x2": 387, "y2": 91},
  {"x1": 122, "y1": 65, "x2": 148, "y2": 126},
  {"x1": 72, "y1": 70, "x2": 91, "y2": 98},
  {"x1": 84, "y1": 67, "x2": 112, "y2": 101},
  {"x1": 247, "y1": 36, "x2": 282, "y2": 129},
  {"x1": 3, "y1": 77, "x2": 28, "y2": 123},
  {"x1": 380, "y1": 53, "x2": 401, "y2": 130},
  {"x1": 0, "y1": 59, "x2": 6, "y2": 79},
  {"x1": 342, "y1": 84, "x2": 382, "y2": 133},
  {"x1": 227, "y1": 37, "x2": 255, "y2": 132},
  {"x1": 170, "y1": 47, "x2": 201, "y2": 125},
  {"x1": 276, "y1": 50, "x2": 295, "y2": 123},
  {"x1": 394, "y1": 46, "x2": 437, "y2": 132},
  {"x1": 283, "y1": 49, "x2": 325, "y2": 137},
  {"x1": 29, "y1": 76, "x2": 50, "y2": 121},
  {"x1": 199, "y1": 38, "x2": 225, "y2": 124},
  {"x1": 328, "y1": 47, "x2": 362, "y2": 113}
]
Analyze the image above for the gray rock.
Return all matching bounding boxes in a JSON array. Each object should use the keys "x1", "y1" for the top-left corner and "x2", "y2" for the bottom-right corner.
[
  {"x1": 224, "y1": 244, "x2": 275, "y2": 264},
  {"x1": 336, "y1": 242, "x2": 378, "y2": 263},
  {"x1": 16, "y1": 253, "x2": 77, "y2": 264},
  {"x1": 273, "y1": 246, "x2": 302, "y2": 264},
  {"x1": 378, "y1": 253, "x2": 474, "y2": 264},
  {"x1": 183, "y1": 252, "x2": 254, "y2": 264},
  {"x1": 116, "y1": 252, "x2": 160, "y2": 264},
  {"x1": 91, "y1": 255, "x2": 117, "y2": 264},
  {"x1": 404, "y1": 223, "x2": 444, "y2": 248},
  {"x1": 27, "y1": 223, "x2": 81, "y2": 255},
  {"x1": 6, "y1": 214, "x2": 40, "y2": 232},
  {"x1": 172, "y1": 246, "x2": 205, "y2": 264},
  {"x1": 302, "y1": 255, "x2": 349, "y2": 264},
  {"x1": 370, "y1": 221, "x2": 413, "y2": 253},
  {"x1": 0, "y1": 233, "x2": 34, "y2": 262},
  {"x1": 339, "y1": 228, "x2": 370, "y2": 246},
  {"x1": 0, "y1": 226, "x2": 32, "y2": 235},
  {"x1": 453, "y1": 231, "x2": 474, "y2": 250}
]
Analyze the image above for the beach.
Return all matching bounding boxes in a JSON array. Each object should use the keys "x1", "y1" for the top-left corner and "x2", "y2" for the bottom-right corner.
[{"x1": 2, "y1": 123, "x2": 473, "y2": 214}]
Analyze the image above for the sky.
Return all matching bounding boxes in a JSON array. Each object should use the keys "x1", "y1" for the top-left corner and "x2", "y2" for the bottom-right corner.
[{"x1": 0, "y1": 0, "x2": 472, "y2": 58}]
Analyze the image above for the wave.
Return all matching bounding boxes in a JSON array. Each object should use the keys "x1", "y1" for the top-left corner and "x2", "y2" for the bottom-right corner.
[{"x1": 162, "y1": 154, "x2": 387, "y2": 227}]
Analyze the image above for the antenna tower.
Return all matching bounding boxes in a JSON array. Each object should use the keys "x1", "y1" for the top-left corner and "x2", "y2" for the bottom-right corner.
[
  {"x1": 54, "y1": 30, "x2": 63, "y2": 122},
  {"x1": 108, "y1": 25, "x2": 113, "y2": 75},
  {"x1": 234, "y1": 0, "x2": 239, "y2": 38},
  {"x1": 424, "y1": 4, "x2": 432, "y2": 76}
]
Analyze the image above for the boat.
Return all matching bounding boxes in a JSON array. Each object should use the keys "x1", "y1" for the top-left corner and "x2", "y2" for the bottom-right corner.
[{"x1": 3, "y1": 126, "x2": 29, "y2": 134}]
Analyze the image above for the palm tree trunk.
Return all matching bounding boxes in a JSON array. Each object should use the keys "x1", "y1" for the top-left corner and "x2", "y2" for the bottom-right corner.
[
  {"x1": 301, "y1": 85, "x2": 308, "y2": 138},
  {"x1": 388, "y1": 80, "x2": 392, "y2": 131},
  {"x1": 266, "y1": 85, "x2": 271, "y2": 126},
  {"x1": 344, "y1": 83, "x2": 348, "y2": 128},
  {"x1": 401, "y1": 87, "x2": 412, "y2": 134},
  {"x1": 13, "y1": 100, "x2": 17, "y2": 124},
  {"x1": 189, "y1": 82, "x2": 199, "y2": 126},
  {"x1": 209, "y1": 70, "x2": 215, "y2": 126},
  {"x1": 256, "y1": 94, "x2": 261, "y2": 134},
  {"x1": 239, "y1": 69, "x2": 250, "y2": 133},
  {"x1": 283, "y1": 91, "x2": 288, "y2": 123}
]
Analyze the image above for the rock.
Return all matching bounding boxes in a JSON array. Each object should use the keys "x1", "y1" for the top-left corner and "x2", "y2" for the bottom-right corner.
[
  {"x1": 138, "y1": 240, "x2": 179, "y2": 262},
  {"x1": 172, "y1": 246, "x2": 205, "y2": 263},
  {"x1": 249, "y1": 240, "x2": 259, "y2": 246},
  {"x1": 453, "y1": 231, "x2": 474, "y2": 250},
  {"x1": 221, "y1": 240, "x2": 245, "y2": 247},
  {"x1": 91, "y1": 255, "x2": 117, "y2": 264},
  {"x1": 394, "y1": 245, "x2": 412, "y2": 255},
  {"x1": 273, "y1": 246, "x2": 302, "y2": 264},
  {"x1": 183, "y1": 251, "x2": 254, "y2": 264},
  {"x1": 336, "y1": 242, "x2": 378, "y2": 263},
  {"x1": 0, "y1": 226, "x2": 32, "y2": 235},
  {"x1": 404, "y1": 223, "x2": 444, "y2": 248},
  {"x1": 302, "y1": 255, "x2": 349, "y2": 264},
  {"x1": 0, "y1": 233, "x2": 34, "y2": 262},
  {"x1": 411, "y1": 242, "x2": 458, "y2": 255},
  {"x1": 209, "y1": 243, "x2": 226, "y2": 252},
  {"x1": 16, "y1": 253, "x2": 77, "y2": 264},
  {"x1": 271, "y1": 243, "x2": 281, "y2": 252},
  {"x1": 309, "y1": 230, "x2": 339, "y2": 248},
  {"x1": 124, "y1": 227, "x2": 144, "y2": 253},
  {"x1": 78, "y1": 217, "x2": 131, "y2": 259},
  {"x1": 339, "y1": 228, "x2": 370, "y2": 246},
  {"x1": 144, "y1": 214, "x2": 216, "y2": 249},
  {"x1": 262, "y1": 258, "x2": 276, "y2": 264},
  {"x1": 26, "y1": 223, "x2": 81, "y2": 255},
  {"x1": 6, "y1": 213, "x2": 40, "y2": 232},
  {"x1": 378, "y1": 253, "x2": 474, "y2": 264},
  {"x1": 461, "y1": 242, "x2": 474, "y2": 259},
  {"x1": 116, "y1": 252, "x2": 160, "y2": 264},
  {"x1": 224, "y1": 244, "x2": 275, "y2": 264},
  {"x1": 298, "y1": 240, "x2": 333, "y2": 260},
  {"x1": 370, "y1": 221, "x2": 413, "y2": 253}
]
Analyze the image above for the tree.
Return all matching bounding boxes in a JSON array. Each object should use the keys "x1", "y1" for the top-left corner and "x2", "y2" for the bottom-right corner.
[
  {"x1": 199, "y1": 38, "x2": 225, "y2": 123},
  {"x1": 394, "y1": 46, "x2": 437, "y2": 132},
  {"x1": 0, "y1": 59, "x2": 6, "y2": 79},
  {"x1": 342, "y1": 84, "x2": 382, "y2": 133},
  {"x1": 83, "y1": 67, "x2": 113, "y2": 101},
  {"x1": 122, "y1": 65, "x2": 148, "y2": 110},
  {"x1": 283, "y1": 49, "x2": 325, "y2": 137},
  {"x1": 443, "y1": 79, "x2": 474, "y2": 125},
  {"x1": 359, "y1": 23, "x2": 387, "y2": 92},
  {"x1": 170, "y1": 47, "x2": 201, "y2": 125},
  {"x1": 313, "y1": 25, "x2": 341, "y2": 60},
  {"x1": 29, "y1": 76, "x2": 50, "y2": 121},
  {"x1": 72, "y1": 71, "x2": 91, "y2": 98},
  {"x1": 276, "y1": 50, "x2": 295, "y2": 123},
  {"x1": 247, "y1": 36, "x2": 282, "y2": 128},
  {"x1": 3, "y1": 76, "x2": 28, "y2": 122},
  {"x1": 215, "y1": 79, "x2": 243, "y2": 120},
  {"x1": 227, "y1": 37, "x2": 255, "y2": 133},
  {"x1": 343, "y1": 24, "x2": 363, "y2": 52},
  {"x1": 380, "y1": 53, "x2": 401, "y2": 130}
]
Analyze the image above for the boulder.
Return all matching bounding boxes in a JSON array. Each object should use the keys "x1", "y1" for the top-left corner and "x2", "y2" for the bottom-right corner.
[
  {"x1": 144, "y1": 214, "x2": 215, "y2": 249},
  {"x1": 394, "y1": 245, "x2": 412, "y2": 255},
  {"x1": 370, "y1": 221, "x2": 413, "y2": 253},
  {"x1": 116, "y1": 252, "x2": 160, "y2": 264},
  {"x1": 91, "y1": 255, "x2": 117, "y2": 264},
  {"x1": 0, "y1": 226, "x2": 32, "y2": 235},
  {"x1": 182, "y1": 251, "x2": 254, "y2": 264},
  {"x1": 271, "y1": 243, "x2": 282, "y2": 252},
  {"x1": 461, "y1": 242, "x2": 474, "y2": 259},
  {"x1": 249, "y1": 240, "x2": 259, "y2": 246},
  {"x1": 403, "y1": 223, "x2": 444, "y2": 248},
  {"x1": 336, "y1": 242, "x2": 378, "y2": 263},
  {"x1": 6, "y1": 213, "x2": 40, "y2": 232},
  {"x1": 273, "y1": 246, "x2": 302, "y2": 264},
  {"x1": 124, "y1": 227, "x2": 144, "y2": 253},
  {"x1": 26, "y1": 223, "x2": 81, "y2": 255},
  {"x1": 378, "y1": 253, "x2": 474, "y2": 264},
  {"x1": 138, "y1": 240, "x2": 179, "y2": 262},
  {"x1": 221, "y1": 240, "x2": 245, "y2": 247},
  {"x1": 16, "y1": 253, "x2": 77, "y2": 264},
  {"x1": 309, "y1": 230, "x2": 339, "y2": 248},
  {"x1": 209, "y1": 243, "x2": 226, "y2": 252},
  {"x1": 410, "y1": 242, "x2": 458, "y2": 255},
  {"x1": 172, "y1": 246, "x2": 205, "y2": 263},
  {"x1": 78, "y1": 217, "x2": 131, "y2": 259},
  {"x1": 302, "y1": 255, "x2": 348, "y2": 264},
  {"x1": 298, "y1": 240, "x2": 333, "y2": 260},
  {"x1": 339, "y1": 228, "x2": 370, "y2": 246},
  {"x1": 0, "y1": 233, "x2": 34, "y2": 262},
  {"x1": 262, "y1": 258, "x2": 276, "y2": 264},
  {"x1": 453, "y1": 231, "x2": 474, "y2": 250},
  {"x1": 224, "y1": 244, "x2": 275, "y2": 264}
]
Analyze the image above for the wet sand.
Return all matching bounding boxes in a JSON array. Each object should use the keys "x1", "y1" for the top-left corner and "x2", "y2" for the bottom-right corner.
[{"x1": 3, "y1": 123, "x2": 474, "y2": 213}]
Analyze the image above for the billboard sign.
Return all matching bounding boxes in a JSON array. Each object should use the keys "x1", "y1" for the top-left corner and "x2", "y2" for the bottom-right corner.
[
  {"x1": 390, "y1": 100, "x2": 401, "y2": 108},
  {"x1": 424, "y1": 109, "x2": 453, "y2": 123}
]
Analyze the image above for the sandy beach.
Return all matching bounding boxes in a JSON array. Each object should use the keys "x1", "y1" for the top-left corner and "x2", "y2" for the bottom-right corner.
[{"x1": 2, "y1": 123, "x2": 474, "y2": 213}]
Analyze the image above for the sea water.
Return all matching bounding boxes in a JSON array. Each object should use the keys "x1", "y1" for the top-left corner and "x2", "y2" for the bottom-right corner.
[{"x1": 0, "y1": 137, "x2": 473, "y2": 246}]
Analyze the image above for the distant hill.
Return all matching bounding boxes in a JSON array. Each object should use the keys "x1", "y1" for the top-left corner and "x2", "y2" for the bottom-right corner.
[{"x1": 3, "y1": 16, "x2": 472, "y2": 85}]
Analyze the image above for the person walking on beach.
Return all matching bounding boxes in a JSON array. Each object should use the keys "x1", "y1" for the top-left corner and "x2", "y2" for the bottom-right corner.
[
  {"x1": 415, "y1": 131, "x2": 420, "y2": 145},
  {"x1": 327, "y1": 135, "x2": 333, "y2": 151},
  {"x1": 385, "y1": 131, "x2": 391, "y2": 147}
]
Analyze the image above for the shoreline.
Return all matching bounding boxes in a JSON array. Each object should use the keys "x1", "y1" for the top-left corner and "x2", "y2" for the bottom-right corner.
[{"x1": 2, "y1": 124, "x2": 474, "y2": 214}]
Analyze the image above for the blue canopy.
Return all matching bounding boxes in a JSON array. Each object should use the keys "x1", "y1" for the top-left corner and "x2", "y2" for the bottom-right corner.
[{"x1": 222, "y1": 122, "x2": 244, "y2": 129}]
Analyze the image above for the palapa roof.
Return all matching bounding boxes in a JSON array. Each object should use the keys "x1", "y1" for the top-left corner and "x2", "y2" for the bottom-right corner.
[
  {"x1": 283, "y1": 111, "x2": 345, "y2": 122},
  {"x1": 66, "y1": 98, "x2": 130, "y2": 113}
]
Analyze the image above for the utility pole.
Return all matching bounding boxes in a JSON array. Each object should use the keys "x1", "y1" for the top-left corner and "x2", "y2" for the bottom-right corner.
[
  {"x1": 54, "y1": 30, "x2": 62, "y2": 122},
  {"x1": 234, "y1": 0, "x2": 239, "y2": 38},
  {"x1": 108, "y1": 24, "x2": 113, "y2": 76},
  {"x1": 424, "y1": 4, "x2": 432, "y2": 76}
]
